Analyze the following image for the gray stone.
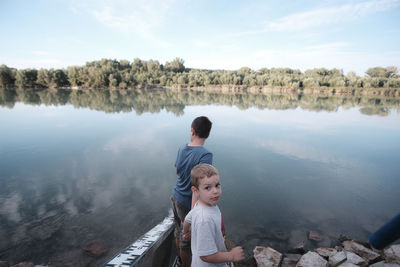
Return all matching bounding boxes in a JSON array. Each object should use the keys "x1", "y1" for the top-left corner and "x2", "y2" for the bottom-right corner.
[
  {"x1": 253, "y1": 246, "x2": 282, "y2": 267},
  {"x1": 370, "y1": 261, "x2": 400, "y2": 267},
  {"x1": 309, "y1": 231, "x2": 323, "y2": 241},
  {"x1": 281, "y1": 254, "x2": 302, "y2": 267},
  {"x1": 271, "y1": 229, "x2": 290, "y2": 241},
  {"x1": 329, "y1": 251, "x2": 347, "y2": 266},
  {"x1": 26, "y1": 214, "x2": 64, "y2": 240},
  {"x1": 346, "y1": 251, "x2": 367, "y2": 267},
  {"x1": 83, "y1": 240, "x2": 108, "y2": 258},
  {"x1": 342, "y1": 240, "x2": 380, "y2": 262},
  {"x1": 339, "y1": 263, "x2": 359, "y2": 267},
  {"x1": 384, "y1": 245, "x2": 400, "y2": 264},
  {"x1": 288, "y1": 242, "x2": 306, "y2": 254},
  {"x1": 11, "y1": 263, "x2": 34, "y2": 267},
  {"x1": 288, "y1": 230, "x2": 307, "y2": 249},
  {"x1": 296, "y1": 251, "x2": 328, "y2": 267},
  {"x1": 314, "y1": 247, "x2": 337, "y2": 258}
]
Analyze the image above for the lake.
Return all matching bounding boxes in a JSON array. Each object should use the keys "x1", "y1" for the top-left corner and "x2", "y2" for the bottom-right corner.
[{"x1": 0, "y1": 88, "x2": 399, "y2": 266}]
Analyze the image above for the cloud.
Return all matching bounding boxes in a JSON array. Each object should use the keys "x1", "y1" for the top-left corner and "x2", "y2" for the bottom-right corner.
[
  {"x1": 103, "y1": 122, "x2": 173, "y2": 154},
  {"x1": 89, "y1": 0, "x2": 176, "y2": 46},
  {"x1": 4, "y1": 58, "x2": 64, "y2": 70},
  {"x1": 187, "y1": 41, "x2": 399, "y2": 75},
  {"x1": 259, "y1": 139, "x2": 358, "y2": 168},
  {"x1": 32, "y1": 50, "x2": 54, "y2": 57},
  {"x1": 251, "y1": 43, "x2": 400, "y2": 75},
  {"x1": 265, "y1": 0, "x2": 399, "y2": 31},
  {"x1": 230, "y1": 0, "x2": 399, "y2": 37},
  {"x1": 0, "y1": 193, "x2": 22, "y2": 223}
]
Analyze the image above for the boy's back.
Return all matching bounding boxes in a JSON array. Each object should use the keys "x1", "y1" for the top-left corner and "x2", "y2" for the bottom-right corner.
[{"x1": 174, "y1": 145, "x2": 212, "y2": 210}]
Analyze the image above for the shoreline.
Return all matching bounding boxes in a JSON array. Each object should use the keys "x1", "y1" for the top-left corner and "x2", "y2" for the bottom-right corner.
[
  {"x1": 2, "y1": 234, "x2": 399, "y2": 267},
  {"x1": 7, "y1": 85, "x2": 400, "y2": 97}
]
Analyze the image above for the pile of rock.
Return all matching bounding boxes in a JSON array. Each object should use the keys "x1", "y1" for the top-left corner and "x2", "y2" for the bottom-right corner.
[{"x1": 253, "y1": 240, "x2": 400, "y2": 267}]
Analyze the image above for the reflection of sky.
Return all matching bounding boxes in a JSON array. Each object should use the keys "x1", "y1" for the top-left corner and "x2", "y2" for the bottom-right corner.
[{"x1": 1, "y1": 102, "x2": 400, "y2": 255}]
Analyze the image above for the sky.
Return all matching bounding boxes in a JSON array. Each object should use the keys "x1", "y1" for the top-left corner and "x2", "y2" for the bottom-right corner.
[{"x1": 1, "y1": 0, "x2": 399, "y2": 76}]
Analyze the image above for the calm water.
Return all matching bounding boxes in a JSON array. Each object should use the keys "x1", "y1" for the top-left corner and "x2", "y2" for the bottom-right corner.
[{"x1": 0, "y1": 88, "x2": 399, "y2": 265}]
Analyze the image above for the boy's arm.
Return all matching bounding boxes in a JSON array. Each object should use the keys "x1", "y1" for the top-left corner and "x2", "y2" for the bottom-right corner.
[
  {"x1": 199, "y1": 152, "x2": 213, "y2": 165},
  {"x1": 200, "y1": 246, "x2": 244, "y2": 263},
  {"x1": 182, "y1": 220, "x2": 191, "y2": 241},
  {"x1": 191, "y1": 186, "x2": 199, "y2": 208}
]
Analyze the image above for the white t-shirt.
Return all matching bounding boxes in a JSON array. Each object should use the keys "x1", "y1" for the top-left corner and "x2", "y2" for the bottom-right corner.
[{"x1": 185, "y1": 203, "x2": 228, "y2": 267}]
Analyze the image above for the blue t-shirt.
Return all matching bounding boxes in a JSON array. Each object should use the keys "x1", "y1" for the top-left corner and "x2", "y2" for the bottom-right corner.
[{"x1": 173, "y1": 145, "x2": 213, "y2": 210}]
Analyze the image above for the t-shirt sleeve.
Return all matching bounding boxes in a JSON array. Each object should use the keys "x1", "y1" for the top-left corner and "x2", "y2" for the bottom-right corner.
[
  {"x1": 174, "y1": 147, "x2": 181, "y2": 168},
  {"x1": 199, "y1": 152, "x2": 213, "y2": 165},
  {"x1": 195, "y1": 220, "x2": 218, "y2": 257},
  {"x1": 185, "y1": 210, "x2": 193, "y2": 224}
]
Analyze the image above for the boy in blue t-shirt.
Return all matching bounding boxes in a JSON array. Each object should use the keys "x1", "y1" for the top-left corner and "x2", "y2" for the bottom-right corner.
[{"x1": 171, "y1": 116, "x2": 213, "y2": 267}]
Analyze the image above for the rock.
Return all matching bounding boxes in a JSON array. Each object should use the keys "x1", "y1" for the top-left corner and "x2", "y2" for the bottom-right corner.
[
  {"x1": 370, "y1": 261, "x2": 400, "y2": 267},
  {"x1": 339, "y1": 263, "x2": 359, "y2": 267},
  {"x1": 316, "y1": 236, "x2": 332, "y2": 248},
  {"x1": 346, "y1": 251, "x2": 368, "y2": 267},
  {"x1": 83, "y1": 240, "x2": 108, "y2": 258},
  {"x1": 288, "y1": 242, "x2": 306, "y2": 255},
  {"x1": 26, "y1": 214, "x2": 64, "y2": 240},
  {"x1": 309, "y1": 231, "x2": 323, "y2": 241},
  {"x1": 281, "y1": 254, "x2": 302, "y2": 267},
  {"x1": 253, "y1": 246, "x2": 282, "y2": 267},
  {"x1": 314, "y1": 247, "x2": 337, "y2": 258},
  {"x1": 343, "y1": 240, "x2": 380, "y2": 262},
  {"x1": 11, "y1": 263, "x2": 34, "y2": 267},
  {"x1": 288, "y1": 230, "x2": 307, "y2": 250},
  {"x1": 237, "y1": 256, "x2": 257, "y2": 267},
  {"x1": 384, "y1": 245, "x2": 400, "y2": 264},
  {"x1": 271, "y1": 229, "x2": 290, "y2": 241},
  {"x1": 329, "y1": 250, "x2": 347, "y2": 266},
  {"x1": 296, "y1": 251, "x2": 328, "y2": 267},
  {"x1": 335, "y1": 246, "x2": 344, "y2": 251},
  {"x1": 339, "y1": 235, "x2": 352, "y2": 243}
]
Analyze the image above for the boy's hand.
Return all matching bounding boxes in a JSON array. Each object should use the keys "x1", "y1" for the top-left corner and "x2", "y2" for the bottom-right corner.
[
  {"x1": 182, "y1": 225, "x2": 191, "y2": 241},
  {"x1": 229, "y1": 246, "x2": 244, "y2": 262}
]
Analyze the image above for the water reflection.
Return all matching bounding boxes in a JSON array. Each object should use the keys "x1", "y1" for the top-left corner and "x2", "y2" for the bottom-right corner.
[
  {"x1": 0, "y1": 89, "x2": 399, "y2": 265},
  {"x1": 1, "y1": 87, "x2": 399, "y2": 116}
]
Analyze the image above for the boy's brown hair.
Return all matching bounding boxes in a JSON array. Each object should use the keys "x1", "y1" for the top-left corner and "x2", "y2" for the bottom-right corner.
[
  {"x1": 191, "y1": 116, "x2": 212, "y2": 138},
  {"x1": 191, "y1": 163, "x2": 219, "y2": 188}
]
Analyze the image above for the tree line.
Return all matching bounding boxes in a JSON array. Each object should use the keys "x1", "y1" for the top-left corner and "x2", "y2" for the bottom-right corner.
[
  {"x1": 1, "y1": 58, "x2": 399, "y2": 90},
  {"x1": 1, "y1": 87, "x2": 398, "y2": 117}
]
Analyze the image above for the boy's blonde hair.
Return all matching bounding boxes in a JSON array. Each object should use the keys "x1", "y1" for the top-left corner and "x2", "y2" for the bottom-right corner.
[{"x1": 191, "y1": 163, "x2": 219, "y2": 188}]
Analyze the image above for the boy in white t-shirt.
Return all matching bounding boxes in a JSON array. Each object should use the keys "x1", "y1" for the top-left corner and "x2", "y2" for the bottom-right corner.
[{"x1": 182, "y1": 164, "x2": 244, "y2": 267}]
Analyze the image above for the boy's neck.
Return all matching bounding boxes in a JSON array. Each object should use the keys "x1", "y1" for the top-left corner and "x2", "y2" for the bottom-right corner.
[
  {"x1": 197, "y1": 199, "x2": 216, "y2": 207},
  {"x1": 188, "y1": 136, "x2": 206, "y2": 147}
]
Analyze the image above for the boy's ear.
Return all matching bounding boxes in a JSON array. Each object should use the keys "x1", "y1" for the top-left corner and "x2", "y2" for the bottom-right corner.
[
  {"x1": 191, "y1": 128, "x2": 196, "y2": 137},
  {"x1": 191, "y1": 186, "x2": 198, "y2": 193}
]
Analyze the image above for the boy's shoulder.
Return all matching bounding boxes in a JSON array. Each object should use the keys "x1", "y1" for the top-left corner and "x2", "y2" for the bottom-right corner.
[
  {"x1": 178, "y1": 144, "x2": 211, "y2": 154},
  {"x1": 191, "y1": 204, "x2": 220, "y2": 222}
]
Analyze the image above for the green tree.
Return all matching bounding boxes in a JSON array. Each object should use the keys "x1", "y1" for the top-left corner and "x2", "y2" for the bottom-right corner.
[
  {"x1": 0, "y1": 65, "x2": 15, "y2": 88},
  {"x1": 365, "y1": 67, "x2": 388, "y2": 78},
  {"x1": 165, "y1": 58, "x2": 185, "y2": 73},
  {"x1": 15, "y1": 69, "x2": 38, "y2": 88},
  {"x1": 386, "y1": 66, "x2": 398, "y2": 77}
]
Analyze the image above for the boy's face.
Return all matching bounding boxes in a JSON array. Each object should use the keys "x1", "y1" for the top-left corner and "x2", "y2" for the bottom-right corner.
[{"x1": 195, "y1": 174, "x2": 222, "y2": 207}]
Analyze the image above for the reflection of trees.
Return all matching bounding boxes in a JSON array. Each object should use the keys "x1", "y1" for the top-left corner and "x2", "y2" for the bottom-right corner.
[{"x1": 1, "y1": 88, "x2": 400, "y2": 116}]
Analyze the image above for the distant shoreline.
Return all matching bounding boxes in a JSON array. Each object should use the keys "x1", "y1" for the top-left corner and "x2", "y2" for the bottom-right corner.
[{"x1": 55, "y1": 85, "x2": 400, "y2": 97}]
